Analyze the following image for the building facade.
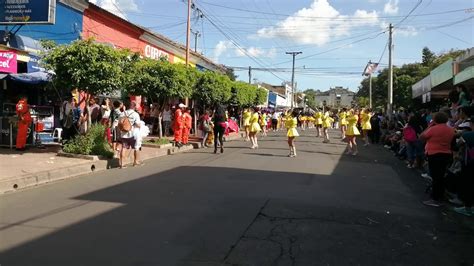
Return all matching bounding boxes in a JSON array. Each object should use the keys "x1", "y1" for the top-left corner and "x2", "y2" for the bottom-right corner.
[
  {"x1": 259, "y1": 82, "x2": 293, "y2": 108},
  {"x1": 314, "y1": 87, "x2": 355, "y2": 108}
]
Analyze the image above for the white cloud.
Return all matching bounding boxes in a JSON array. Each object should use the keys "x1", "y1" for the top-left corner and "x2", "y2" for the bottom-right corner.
[
  {"x1": 380, "y1": 22, "x2": 418, "y2": 37},
  {"x1": 89, "y1": 0, "x2": 138, "y2": 19},
  {"x1": 256, "y1": 0, "x2": 379, "y2": 46},
  {"x1": 383, "y1": 0, "x2": 399, "y2": 15},
  {"x1": 235, "y1": 47, "x2": 277, "y2": 58},
  {"x1": 368, "y1": 0, "x2": 379, "y2": 3},
  {"x1": 212, "y1": 40, "x2": 232, "y2": 62}
]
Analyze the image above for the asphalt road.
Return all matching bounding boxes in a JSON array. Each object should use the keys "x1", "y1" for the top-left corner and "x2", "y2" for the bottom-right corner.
[{"x1": 0, "y1": 129, "x2": 473, "y2": 266}]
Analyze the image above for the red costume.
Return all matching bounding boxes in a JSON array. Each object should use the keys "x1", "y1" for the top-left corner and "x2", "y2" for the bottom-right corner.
[
  {"x1": 173, "y1": 108, "x2": 183, "y2": 143},
  {"x1": 182, "y1": 111, "x2": 192, "y2": 144},
  {"x1": 15, "y1": 99, "x2": 32, "y2": 149}
]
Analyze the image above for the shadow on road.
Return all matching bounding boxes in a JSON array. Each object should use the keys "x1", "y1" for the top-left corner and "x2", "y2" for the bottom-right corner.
[{"x1": 1, "y1": 144, "x2": 473, "y2": 265}]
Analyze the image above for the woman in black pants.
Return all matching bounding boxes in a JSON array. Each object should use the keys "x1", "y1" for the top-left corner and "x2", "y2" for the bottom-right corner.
[{"x1": 213, "y1": 105, "x2": 226, "y2": 154}]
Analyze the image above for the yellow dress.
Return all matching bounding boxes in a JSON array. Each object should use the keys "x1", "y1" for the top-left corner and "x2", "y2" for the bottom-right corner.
[
  {"x1": 346, "y1": 114, "x2": 360, "y2": 136},
  {"x1": 314, "y1": 112, "x2": 323, "y2": 125},
  {"x1": 339, "y1": 111, "x2": 348, "y2": 126},
  {"x1": 249, "y1": 112, "x2": 261, "y2": 133},
  {"x1": 243, "y1": 110, "x2": 251, "y2": 127},
  {"x1": 361, "y1": 112, "x2": 372, "y2": 130},
  {"x1": 323, "y1": 112, "x2": 334, "y2": 128},
  {"x1": 286, "y1": 116, "x2": 299, "y2": 137},
  {"x1": 259, "y1": 113, "x2": 267, "y2": 127}
]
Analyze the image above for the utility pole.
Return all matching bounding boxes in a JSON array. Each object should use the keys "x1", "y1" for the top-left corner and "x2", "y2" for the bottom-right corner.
[
  {"x1": 286, "y1": 51, "x2": 302, "y2": 108},
  {"x1": 387, "y1": 23, "x2": 394, "y2": 118},
  {"x1": 368, "y1": 60, "x2": 373, "y2": 109},
  {"x1": 191, "y1": 29, "x2": 200, "y2": 53},
  {"x1": 248, "y1": 66, "x2": 252, "y2": 84},
  {"x1": 185, "y1": 0, "x2": 191, "y2": 66},
  {"x1": 185, "y1": 0, "x2": 192, "y2": 106}
]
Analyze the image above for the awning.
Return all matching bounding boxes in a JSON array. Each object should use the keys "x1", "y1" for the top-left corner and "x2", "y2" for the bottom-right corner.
[
  {"x1": 430, "y1": 58, "x2": 453, "y2": 88},
  {"x1": 454, "y1": 66, "x2": 474, "y2": 86},
  {"x1": 7, "y1": 71, "x2": 53, "y2": 84}
]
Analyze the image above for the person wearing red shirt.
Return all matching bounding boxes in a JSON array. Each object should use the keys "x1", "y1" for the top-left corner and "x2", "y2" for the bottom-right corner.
[
  {"x1": 420, "y1": 112, "x2": 455, "y2": 207},
  {"x1": 182, "y1": 108, "x2": 192, "y2": 145},
  {"x1": 173, "y1": 104, "x2": 185, "y2": 147},
  {"x1": 15, "y1": 96, "x2": 32, "y2": 151}
]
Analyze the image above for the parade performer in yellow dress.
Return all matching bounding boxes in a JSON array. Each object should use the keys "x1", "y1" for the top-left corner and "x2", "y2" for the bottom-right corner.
[
  {"x1": 285, "y1": 109, "x2": 300, "y2": 157},
  {"x1": 322, "y1": 110, "x2": 334, "y2": 143},
  {"x1": 314, "y1": 110, "x2": 323, "y2": 137},
  {"x1": 308, "y1": 115, "x2": 315, "y2": 129},
  {"x1": 345, "y1": 109, "x2": 361, "y2": 156},
  {"x1": 339, "y1": 108, "x2": 348, "y2": 140},
  {"x1": 249, "y1": 107, "x2": 261, "y2": 149},
  {"x1": 242, "y1": 108, "x2": 251, "y2": 141},
  {"x1": 361, "y1": 108, "x2": 373, "y2": 146},
  {"x1": 259, "y1": 111, "x2": 268, "y2": 137}
]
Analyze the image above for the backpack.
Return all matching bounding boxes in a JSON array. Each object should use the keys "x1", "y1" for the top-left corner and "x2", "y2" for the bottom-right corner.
[
  {"x1": 403, "y1": 126, "x2": 417, "y2": 142},
  {"x1": 118, "y1": 113, "x2": 132, "y2": 132}
]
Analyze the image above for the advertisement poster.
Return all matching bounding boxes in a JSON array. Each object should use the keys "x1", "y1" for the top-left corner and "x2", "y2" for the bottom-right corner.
[
  {"x1": 0, "y1": 50, "x2": 17, "y2": 73},
  {"x1": 0, "y1": 0, "x2": 55, "y2": 24}
]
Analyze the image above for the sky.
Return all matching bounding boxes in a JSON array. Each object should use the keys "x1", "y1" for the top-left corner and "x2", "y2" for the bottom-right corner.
[{"x1": 91, "y1": 0, "x2": 474, "y2": 92}]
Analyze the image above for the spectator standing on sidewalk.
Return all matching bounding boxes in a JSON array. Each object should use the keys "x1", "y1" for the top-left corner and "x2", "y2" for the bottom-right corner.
[
  {"x1": 213, "y1": 105, "x2": 227, "y2": 154},
  {"x1": 162, "y1": 106, "x2": 172, "y2": 137},
  {"x1": 111, "y1": 100, "x2": 123, "y2": 157},
  {"x1": 100, "y1": 98, "x2": 112, "y2": 143},
  {"x1": 119, "y1": 101, "x2": 141, "y2": 168},
  {"x1": 420, "y1": 112, "x2": 455, "y2": 207},
  {"x1": 453, "y1": 120, "x2": 474, "y2": 216},
  {"x1": 200, "y1": 110, "x2": 212, "y2": 148},
  {"x1": 182, "y1": 108, "x2": 192, "y2": 145},
  {"x1": 173, "y1": 104, "x2": 185, "y2": 147}
]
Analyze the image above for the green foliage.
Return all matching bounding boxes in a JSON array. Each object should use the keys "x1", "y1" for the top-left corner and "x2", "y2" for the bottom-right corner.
[
  {"x1": 194, "y1": 71, "x2": 232, "y2": 106},
  {"x1": 422, "y1": 47, "x2": 435, "y2": 67},
  {"x1": 42, "y1": 38, "x2": 130, "y2": 95},
  {"x1": 356, "y1": 47, "x2": 465, "y2": 109},
  {"x1": 125, "y1": 59, "x2": 196, "y2": 103},
  {"x1": 303, "y1": 89, "x2": 317, "y2": 110},
  {"x1": 254, "y1": 87, "x2": 268, "y2": 105},
  {"x1": 143, "y1": 138, "x2": 170, "y2": 145},
  {"x1": 356, "y1": 96, "x2": 370, "y2": 107},
  {"x1": 232, "y1": 81, "x2": 257, "y2": 107},
  {"x1": 63, "y1": 124, "x2": 114, "y2": 158}
]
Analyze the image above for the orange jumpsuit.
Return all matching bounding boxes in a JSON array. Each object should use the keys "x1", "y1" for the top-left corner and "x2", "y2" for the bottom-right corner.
[
  {"x1": 173, "y1": 109, "x2": 183, "y2": 143},
  {"x1": 182, "y1": 111, "x2": 192, "y2": 144},
  {"x1": 15, "y1": 99, "x2": 32, "y2": 149}
]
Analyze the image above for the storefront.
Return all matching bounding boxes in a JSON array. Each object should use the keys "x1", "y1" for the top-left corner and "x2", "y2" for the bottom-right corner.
[
  {"x1": 0, "y1": 42, "x2": 57, "y2": 148},
  {"x1": 454, "y1": 48, "x2": 474, "y2": 88}
]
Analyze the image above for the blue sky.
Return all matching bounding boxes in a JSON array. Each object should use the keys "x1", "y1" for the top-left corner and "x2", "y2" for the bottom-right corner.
[{"x1": 93, "y1": 0, "x2": 474, "y2": 92}]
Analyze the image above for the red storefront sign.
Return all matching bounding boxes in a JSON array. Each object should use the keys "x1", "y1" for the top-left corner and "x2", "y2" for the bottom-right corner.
[
  {"x1": 0, "y1": 50, "x2": 17, "y2": 73},
  {"x1": 83, "y1": 5, "x2": 174, "y2": 62}
]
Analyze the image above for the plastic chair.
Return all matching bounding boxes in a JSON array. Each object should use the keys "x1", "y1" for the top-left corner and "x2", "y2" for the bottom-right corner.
[{"x1": 52, "y1": 128, "x2": 63, "y2": 142}]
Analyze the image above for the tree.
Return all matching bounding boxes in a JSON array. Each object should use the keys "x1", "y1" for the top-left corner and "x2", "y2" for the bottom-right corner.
[
  {"x1": 303, "y1": 89, "x2": 317, "y2": 110},
  {"x1": 225, "y1": 68, "x2": 238, "y2": 81},
  {"x1": 422, "y1": 47, "x2": 435, "y2": 67},
  {"x1": 124, "y1": 58, "x2": 197, "y2": 137},
  {"x1": 42, "y1": 38, "x2": 128, "y2": 96},
  {"x1": 194, "y1": 70, "x2": 232, "y2": 107},
  {"x1": 254, "y1": 87, "x2": 268, "y2": 106},
  {"x1": 232, "y1": 81, "x2": 257, "y2": 107}
]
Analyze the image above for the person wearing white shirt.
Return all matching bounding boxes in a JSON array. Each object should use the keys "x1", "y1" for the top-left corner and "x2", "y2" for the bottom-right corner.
[{"x1": 119, "y1": 101, "x2": 141, "y2": 168}]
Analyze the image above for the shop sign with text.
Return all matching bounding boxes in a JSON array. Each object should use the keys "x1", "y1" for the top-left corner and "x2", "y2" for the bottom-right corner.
[{"x1": 0, "y1": 50, "x2": 17, "y2": 73}]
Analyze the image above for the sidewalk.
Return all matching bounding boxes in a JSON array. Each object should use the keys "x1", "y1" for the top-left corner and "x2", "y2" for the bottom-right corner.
[{"x1": 0, "y1": 132, "x2": 241, "y2": 194}]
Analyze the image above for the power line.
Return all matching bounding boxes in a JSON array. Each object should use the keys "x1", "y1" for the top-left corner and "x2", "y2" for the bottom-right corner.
[{"x1": 199, "y1": 1, "x2": 469, "y2": 20}]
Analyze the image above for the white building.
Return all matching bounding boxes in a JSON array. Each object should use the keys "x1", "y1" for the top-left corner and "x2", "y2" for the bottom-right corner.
[
  {"x1": 259, "y1": 82, "x2": 293, "y2": 108},
  {"x1": 314, "y1": 86, "x2": 355, "y2": 108}
]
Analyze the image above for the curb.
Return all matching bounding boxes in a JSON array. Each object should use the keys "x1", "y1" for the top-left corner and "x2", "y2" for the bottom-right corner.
[{"x1": 0, "y1": 133, "x2": 241, "y2": 194}]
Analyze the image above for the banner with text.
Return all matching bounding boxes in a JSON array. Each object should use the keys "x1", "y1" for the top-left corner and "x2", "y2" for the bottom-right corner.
[
  {"x1": 0, "y1": 0, "x2": 55, "y2": 24},
  {"x1": 0, "y1": 50, "x2": 17, "y2": 73}
]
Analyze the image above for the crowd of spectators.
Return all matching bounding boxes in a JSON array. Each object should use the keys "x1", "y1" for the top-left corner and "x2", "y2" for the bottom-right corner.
[{"x1": 369, "y1": 85, "x2": 473, "y2": 217}]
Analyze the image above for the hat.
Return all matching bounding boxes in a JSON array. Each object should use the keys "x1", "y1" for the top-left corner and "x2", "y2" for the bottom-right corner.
[
  {"x1": 178, "y1": 103, "x2": 187, "y2": 108},
  {"x1": 395, "y1": 131, "x2": 401, "y2": 135}
]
